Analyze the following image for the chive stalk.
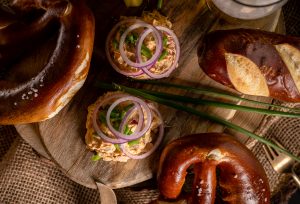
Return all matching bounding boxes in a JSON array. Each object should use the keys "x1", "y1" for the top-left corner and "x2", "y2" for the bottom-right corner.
[
  {"x1": 157, "y1": 0, "x2": 163, "y2": 9},
  {"x1": 135, "y1": 80, "x2": 300, "y2": 112},
  {"x1": 108, "y1": 83, "x2": 300, "y2": 163},
  {"x1": 134, "y1": 89, "x2": 300, "y2": 118}
]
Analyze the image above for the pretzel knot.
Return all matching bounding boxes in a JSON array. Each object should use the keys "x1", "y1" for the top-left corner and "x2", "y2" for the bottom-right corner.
[{"x1": 157, "y1": 133, "x2": 270, "y2": 204}]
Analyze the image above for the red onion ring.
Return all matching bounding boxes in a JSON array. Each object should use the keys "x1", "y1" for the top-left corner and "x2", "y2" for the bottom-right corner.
[
  {"x1": 135, "y1": 28, "x2": 161, "y2": 69},
  {"x1": 105, "y1": 19, "x2": 144, "y2": 76},
  {"x1": 92, "y1": 93, "x2": 129, "y2": 144},
  {"x1": 119, "y1": 21, "x2": 163, "y2": 68},
  {"x1": 120, "y1": 106, "x2": 164, "y2": 159},
  {"x1": 138, "y1": 26, "x2": 180, "y2": 79},
  {"x1": 106, "y1": 96, "x2": 152, "y2": 140}
]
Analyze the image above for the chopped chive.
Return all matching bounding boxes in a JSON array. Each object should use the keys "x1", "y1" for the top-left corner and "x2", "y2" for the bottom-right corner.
[
  {"x1": 112, "y1": 39, "x2": 119, "y2": 49},
  {"x1": 125, "y1": 32, "x2": 138, "y2": 45},
  {"x1": 91, "y1": 154, "x2": 101, "y2": 161},
  {"x1": 124, "y1": 125, "x2": 133, "y2": 135},
  {"x1": 128, "y1": 139, "x2": 140, "y2": 146},
  {"x1": 124, "y1": 125, "x2": 130, "y2": 135},
  {"x1": 158, "y1": 49, "x2": 168, "y2": 61},
  {"x1": 163, "y1": 36, "x2": 168, "y2": 47},
  {"x1": 99, "y1": 112, "x2": 106, "y2": 124},
  {"x1": 115, "y1": 144, "x2": 121, "y2": 151},
  {"x1": 141, "y1": 44, "x2": 152, "y2": 59}
]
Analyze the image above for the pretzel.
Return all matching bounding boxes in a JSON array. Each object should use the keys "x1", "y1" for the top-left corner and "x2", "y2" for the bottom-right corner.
[
  {"x1": 0, "y1": 0, "x2": 95, "y2": 124},
  {"x1": 157, "y1": 133, "x2": 270, "y2": 204}
]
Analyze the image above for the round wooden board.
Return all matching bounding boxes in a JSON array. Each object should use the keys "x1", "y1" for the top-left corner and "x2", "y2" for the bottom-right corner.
[{"x1": 16, "y1": 0, "x2": 282, "y2": 189}]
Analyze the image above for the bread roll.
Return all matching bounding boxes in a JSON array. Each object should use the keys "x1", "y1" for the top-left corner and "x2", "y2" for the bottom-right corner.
[{"x1": 199, "y1": 28, "x2": 300, "y2": 102}]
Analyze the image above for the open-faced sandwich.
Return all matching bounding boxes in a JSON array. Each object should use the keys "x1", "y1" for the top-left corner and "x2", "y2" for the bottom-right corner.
[
  {"x1": 105, "y1": 11, "x2": 180, "y2": 79},
  {"x1": 85, "y1": 91, "x2": 164, "y2": 162}
]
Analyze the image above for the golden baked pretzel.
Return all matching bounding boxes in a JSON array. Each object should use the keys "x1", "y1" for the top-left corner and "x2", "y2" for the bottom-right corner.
[
  {"x1": 0, "y1": 0, "x2": 95, "y2": 124},
  {"x1": 157, "y1": 133, "x2": 270, "y2": 204}
]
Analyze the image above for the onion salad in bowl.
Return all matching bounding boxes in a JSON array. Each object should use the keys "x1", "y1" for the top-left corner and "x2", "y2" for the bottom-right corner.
[
  {"x1": 105, "y1": 11, "x2": 180, "y2": 79},
  {"x1": 85, "y1": 91, "x2": 164, "y2": 162}
]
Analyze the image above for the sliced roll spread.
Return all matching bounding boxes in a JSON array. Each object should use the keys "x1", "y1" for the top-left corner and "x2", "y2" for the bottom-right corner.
[
  {"x1": 275, "y1": 43, "x2": 300, "y2": 94},
  {"x1": 105, "y1": 11, "x2": 180, "y2": 79},
  {"x1": 85, "y1": 92, "x2": 164, "y2": 162},
  {"x1": 225, "y1": 53, "x2": 270, "y2": 96}
]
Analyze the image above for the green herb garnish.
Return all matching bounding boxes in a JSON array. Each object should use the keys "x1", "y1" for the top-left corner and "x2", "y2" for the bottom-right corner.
[
  {"x1": 128, "y1": 139, "x2": 140, "y2": 146},
  {"x1": 163, "y1": 36, "x2": 168, "y2": 47},
  {"x1": 158, "y1": 49, "x2": 168, "y2": 61},
  {"x1": 99, "y1": 111, "x2": 107, "y2": 124},
  {"x1": 91, "y1": 154, "x2": 101, "y2": 161},
  {"x1": 110, "y1": 109, "x2": 121, "y2": 120},
  {"x1": 124, "y1": 125, "x2": 133, "y2": 135},
  {"x1": 112, "y1": 39, "x2": 119, "y2": 49},
  {"x1": 115, "y1": 144, "x2": 121, "y2": 151},
  {"x1": 141, "y1": 44, "x2": 152, "y2": 59},
  {"x1": 125, "y1": 32, "x2": 139, "y2": 45}
]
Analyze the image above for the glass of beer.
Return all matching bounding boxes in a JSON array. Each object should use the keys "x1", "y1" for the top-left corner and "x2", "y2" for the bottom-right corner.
[{"x1": 206, "y1": 0, "x2": 288, "y2": 20}]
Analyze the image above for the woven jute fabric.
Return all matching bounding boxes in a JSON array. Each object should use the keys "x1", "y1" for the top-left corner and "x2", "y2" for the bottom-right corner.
[
  {"x1": 0, "y1": 127, "x2": 160, "y2": 204},
  {"x1": 282, "y1": 0, "x2": 300, "y2": 36},
  {"x1": 0, "y1": 126, "x2": 16, "y2": 163},
  {"x1": 1, "y1": 0, "x2": 300, "y2": 203},
  {"x1": 248, "y1": 102, "x2": 300, "y2": 203},
  {"x1": 0, "y1": 135, "x2": 100, "y2": 204}
]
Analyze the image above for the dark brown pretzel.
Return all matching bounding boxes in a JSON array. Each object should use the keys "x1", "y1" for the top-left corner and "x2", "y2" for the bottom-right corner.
[
  {"x1": 157, "y1": 133, "x2": 270, "y2": 204},
  {"x1": 0, "y1": 0, "x2": 95, "y2": 124}
]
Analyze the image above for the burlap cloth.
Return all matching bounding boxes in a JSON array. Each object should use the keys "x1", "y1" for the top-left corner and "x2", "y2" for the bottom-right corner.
[{"x1": 1, "y1": 0, "x2": 300, "y2": 203}]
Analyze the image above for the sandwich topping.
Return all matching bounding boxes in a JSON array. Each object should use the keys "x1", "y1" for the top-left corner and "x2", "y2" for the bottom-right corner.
[
  {"x1": 85, "y1": 92, "x2": 164, "y2": 162},
  {"x1": 105, "y1": 11, "x2": 180, "y2": 79}
]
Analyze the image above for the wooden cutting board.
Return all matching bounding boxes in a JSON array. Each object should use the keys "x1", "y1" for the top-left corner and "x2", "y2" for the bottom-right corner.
[{"x1": 16, "y1": 0, "x2": 282, "y2": 189}]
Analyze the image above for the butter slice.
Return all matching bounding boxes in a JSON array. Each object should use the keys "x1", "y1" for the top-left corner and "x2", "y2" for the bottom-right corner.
[
  {"x1": 275, "y1": 43, "x2": 300, "y2": 93},
  {"x1": 225, "y1": 53, "x2": 269, "y2": 97}
]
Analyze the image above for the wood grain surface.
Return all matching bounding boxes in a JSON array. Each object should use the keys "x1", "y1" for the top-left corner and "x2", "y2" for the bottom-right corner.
[{"x1": 16, "y1": 0, "x2": 282, "y2": 189}]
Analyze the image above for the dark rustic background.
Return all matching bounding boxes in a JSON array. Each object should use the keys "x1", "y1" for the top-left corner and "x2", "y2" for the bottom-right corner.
[{"x1": 1, "y1": 0, "x2": 300, "y2": 203}]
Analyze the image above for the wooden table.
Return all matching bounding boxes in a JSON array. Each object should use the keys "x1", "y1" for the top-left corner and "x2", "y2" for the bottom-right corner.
[{"x1": 15, "y1": 0, "x2": 284, "y2": 189}]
